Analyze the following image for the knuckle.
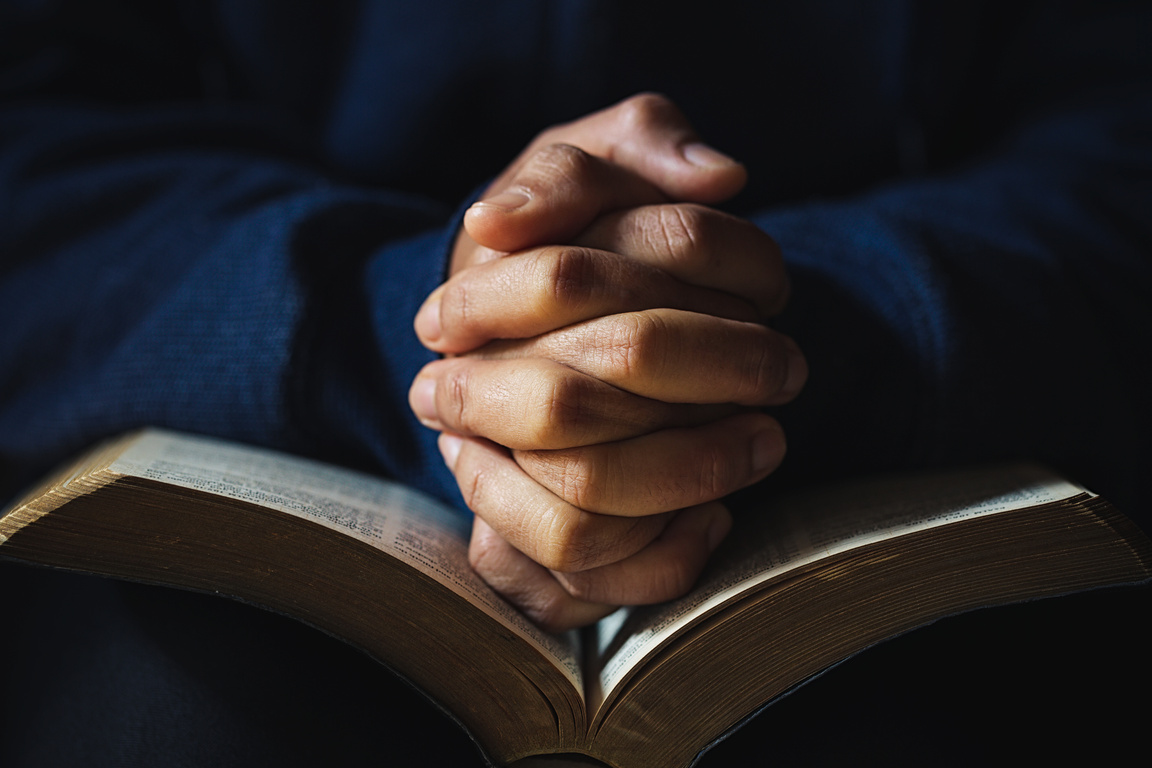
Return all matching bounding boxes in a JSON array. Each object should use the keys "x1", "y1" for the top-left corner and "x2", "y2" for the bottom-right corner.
[
  {"x1": 537, "y1": 246, "x2": 600, "y2": 315},
  {"x1": 524, "y1": 447, "x2": 599, "y2": 510},
  {"x1": 438, "y1": 365, "x2": 473, "y2": 430},
  {"x1": 614, "y1": 92, "x2": 679, "y2": 132},
  {"x1": 696, "y1": 443, "x2": 738, "y2": 501},
  {"x1": 648, "y1": 204, "x2": 704, "y2": 263},
  {"x1": 537, "y1": 510, "x2": 598, "y2": 572},
  {"x1": 531, "y1": 142, "x2": 595, "y2": 185},
  {"x1": 438, "y1": 280, "x2": 475, "y2": 337},
  {"x1": 457, "y1": 454, "x2": 494, "y2": 516},
  {"x1": 742, "y1": 330, "x2": 791, "y2": 403},
  {"x1": 538, "y1": 374, "x2": 601, "y2": 446},
  {"x1": 596, "y1": 312, "x2": 664, "y2": 380},
  {"x1": 635, "y1": 444, "x2": 734, "y2": 511},
  {"x1": 554, "y1": 454, "x2": 599, "y2": 510},
  {"x1": 538, "y1": 509, "x2": 636, "y2": 573},
  {"x1": 514, "y1": 374, "x2": 590, "y2": 448}
]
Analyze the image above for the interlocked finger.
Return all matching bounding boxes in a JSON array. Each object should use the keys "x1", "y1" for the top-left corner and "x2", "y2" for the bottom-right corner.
[
  {"x1": 411, "y1": 356, "x2": 733, "y2": 450},
  {"x1": 481, "y1": 308, "x2": 807, "y2": 406},
  {"x1": 417, "y1": 244, "x2": 758, "y2": 354},
  {"x1": 468, "y1": 517, "x2": 618, "y2": 632},
  {"x1": 513, "y1": 412, "x2": 785, "y2": 516},
  {"x1": 440, "y1": 434, "x2": 672, "y2": 574},
  {"x1": 574, "y1": 203, "x2": 789, "y2": 318}
]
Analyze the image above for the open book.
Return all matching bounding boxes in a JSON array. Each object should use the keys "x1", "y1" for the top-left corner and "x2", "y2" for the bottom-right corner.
[{"x1": 2, "y1": 429, "x2": 1149, "y2": 768}]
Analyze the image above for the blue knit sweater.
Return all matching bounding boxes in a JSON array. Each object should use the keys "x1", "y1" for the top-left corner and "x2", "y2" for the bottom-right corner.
[{"x1": 2, "y1": 0, "x2": 1150, "y2": 527}]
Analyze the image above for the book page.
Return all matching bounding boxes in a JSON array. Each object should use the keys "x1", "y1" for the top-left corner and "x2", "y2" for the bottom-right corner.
[
  {"x1": 108, "y1": 430, "x2": 581, "y2": 687},
  {"x1": 594, "y1": 464, "x2": 1085, "y2": 697}
]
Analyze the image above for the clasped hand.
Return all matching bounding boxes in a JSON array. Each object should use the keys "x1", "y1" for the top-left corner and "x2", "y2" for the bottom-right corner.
[{"x1": 409, "y1": 95, "x2": 806, "y2": 631}]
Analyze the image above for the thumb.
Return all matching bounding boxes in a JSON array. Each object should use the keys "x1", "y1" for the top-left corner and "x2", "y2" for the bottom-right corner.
[
  {"x1": 567, "y1": 92, "x2": 747, "y2": 204},
  {"x1": 463, "y1": 94, "x2": 746, "y2": 255}
]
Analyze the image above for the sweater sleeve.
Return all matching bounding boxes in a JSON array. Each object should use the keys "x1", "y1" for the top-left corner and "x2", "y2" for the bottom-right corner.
[
  {"x1": 754, "y1": 3, "x2": 1152, "y2": 522},
  {"x1": 0, "y1": 58, "x2": 462, "y2": 509}
]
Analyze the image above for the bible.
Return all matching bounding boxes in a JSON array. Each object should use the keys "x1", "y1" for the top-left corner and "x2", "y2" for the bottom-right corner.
[{"x1": 2, "y1": 429, "x2": 1149, "y2": 768}]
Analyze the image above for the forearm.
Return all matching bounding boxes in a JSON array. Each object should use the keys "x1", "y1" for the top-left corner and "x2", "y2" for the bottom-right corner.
[
  {"x1": 0, "y1": 103, "x2": 460, "y2": 506},
  {"x1": 757, "y1": 91, "x2": 1152, "y2": 518}
]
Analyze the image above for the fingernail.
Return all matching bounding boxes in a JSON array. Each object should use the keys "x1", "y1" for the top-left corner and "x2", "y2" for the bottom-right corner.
[
  {"x1": 472, "y1": 189, "x2": 530, "y2": 212},
  {"x1": 751, "y1": 424, "x2": 785, "y2": 474},
  {"x1": 438, "y1": 433, "x2": 462, "y2": 469},
  {"x1": 414, "y1": 293, "x2": 442, "y2": 343},
  {"x1": 681, "y1": 141, "x2": 739, "y2": 168},
  {"x1": 780, "y1": 336, "x2": 808, "y2": 400},
  {"x1": 409, "y1": 376, "x2": 439, "y2": 427}
]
